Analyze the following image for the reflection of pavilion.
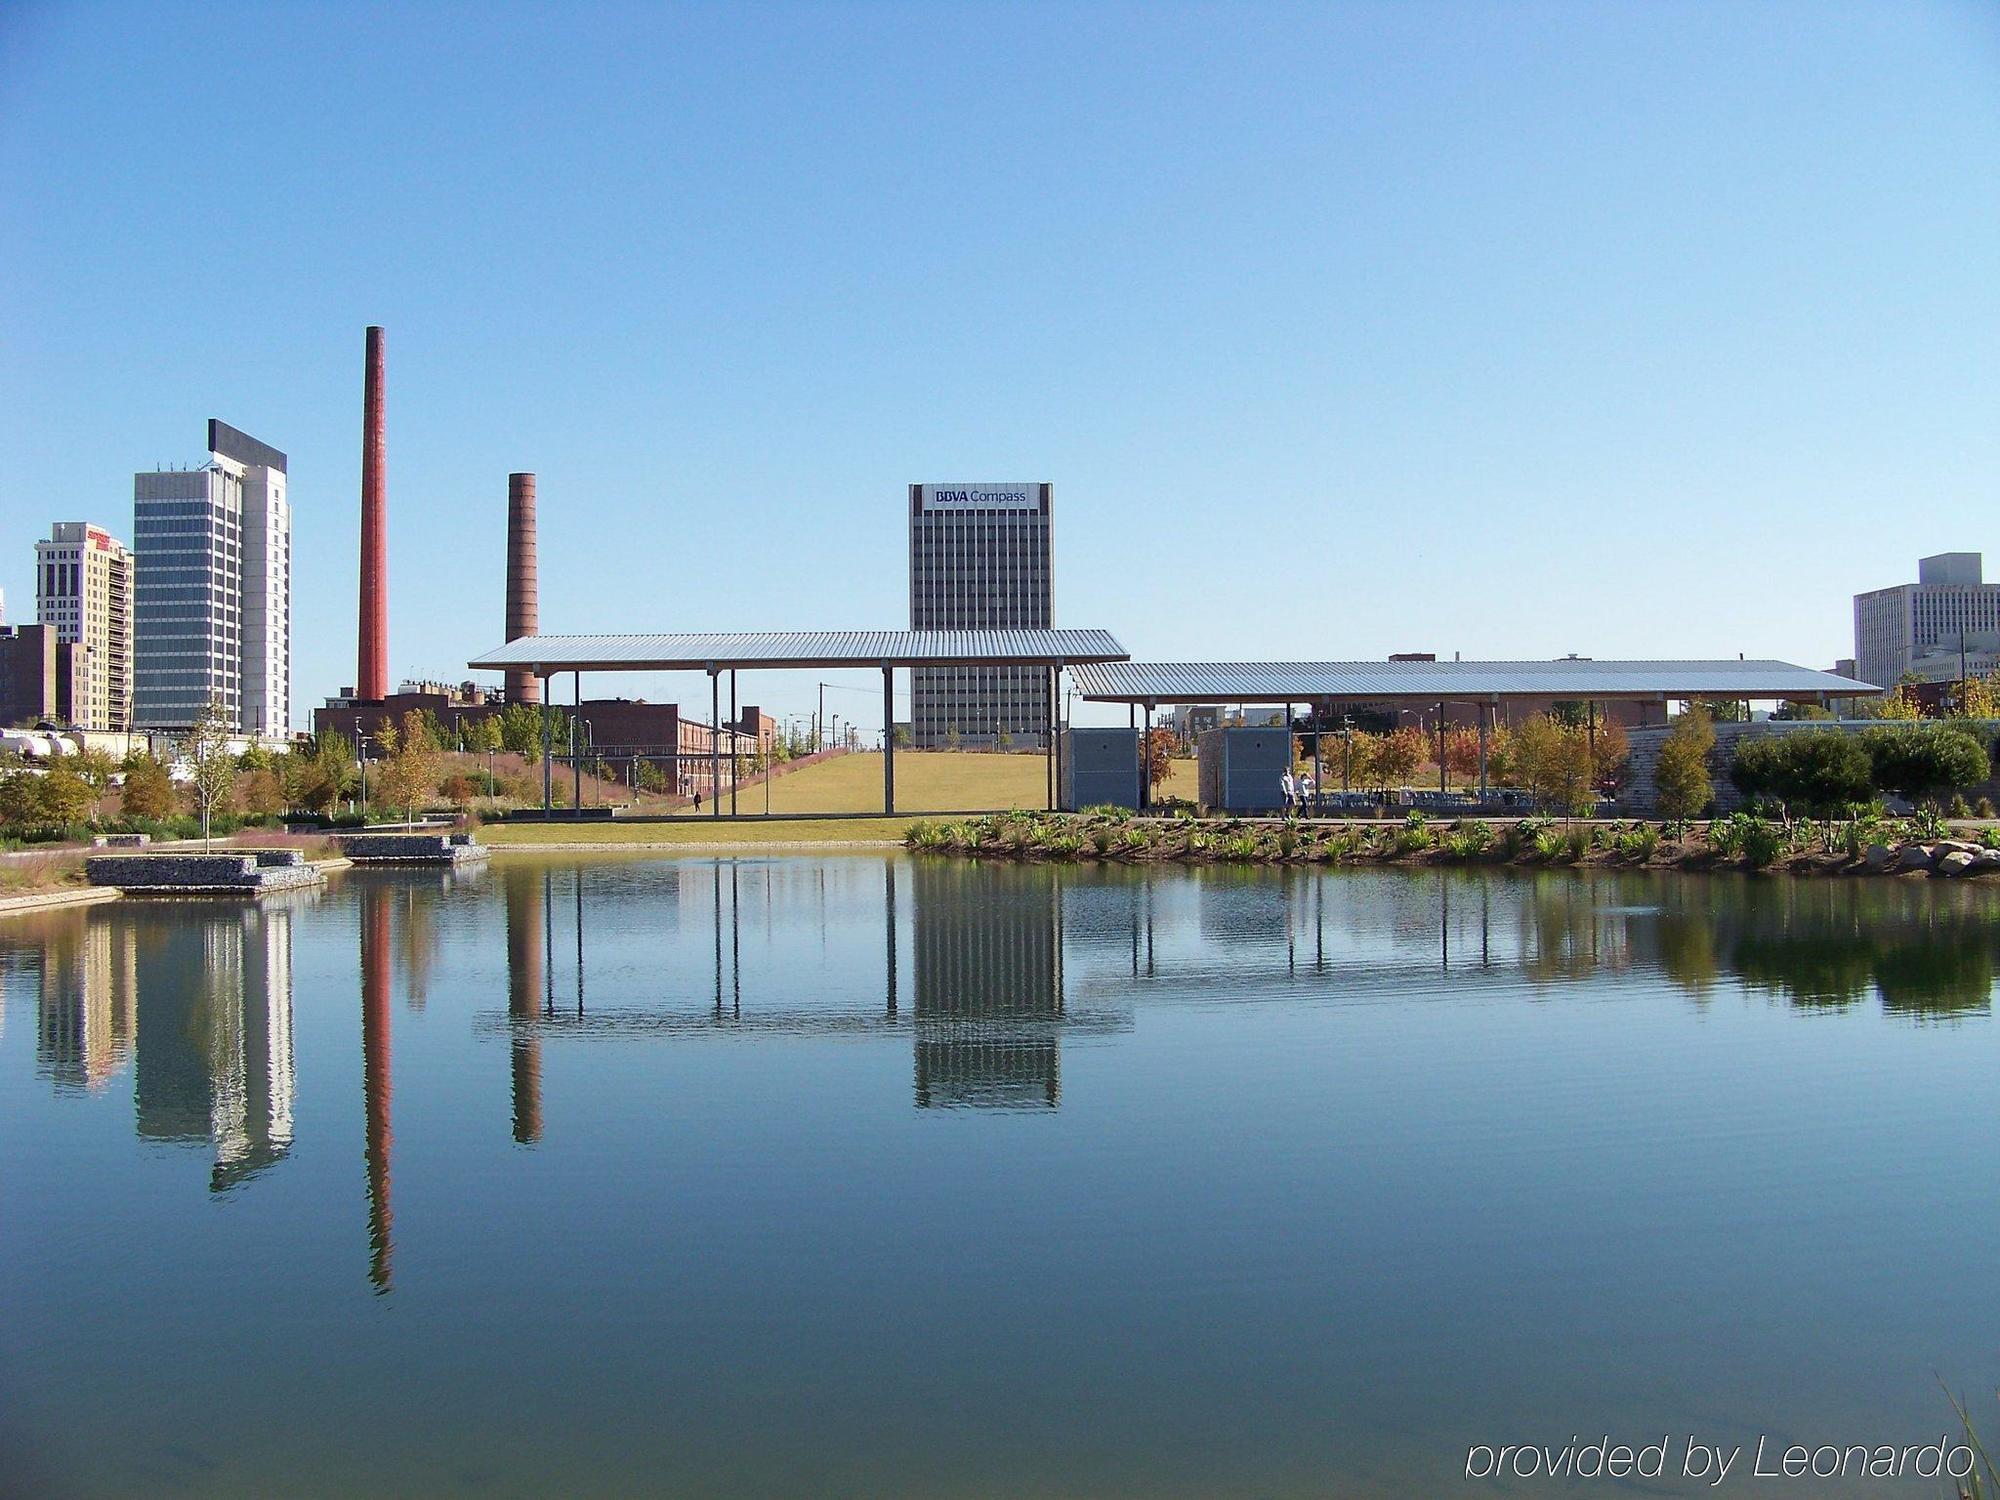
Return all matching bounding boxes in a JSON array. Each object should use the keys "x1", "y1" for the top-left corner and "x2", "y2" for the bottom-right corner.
[
  {"x1": 912, "y1": 862, "x2": 1065, "y2": 1109},
  {"x1": 130, "y1": 898, "x2": 302, "y2": 1192}
]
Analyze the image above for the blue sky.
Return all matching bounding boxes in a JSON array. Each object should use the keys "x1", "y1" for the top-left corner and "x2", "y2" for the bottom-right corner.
[{"x1": 3, "y1": 1, "x2": 1997, "y2": 730}]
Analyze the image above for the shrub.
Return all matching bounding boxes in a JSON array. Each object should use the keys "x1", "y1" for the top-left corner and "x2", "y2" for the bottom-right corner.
[
  {"x1": 1730, "y1": 729, "x2": 1872, "y2": 816},
  {"x1": 1532, "y1": 825, "x2": 1570, "y2": 861},
  {"x1": 1616, "y1": 825, "x2": 1660, "y2": 861},
  {"x1": 1655, "y1": 707, "x2": 1716, "y2": 821},
  {"x1": 1861, "y1": 726, "x2": 1991, "y2": 804}
]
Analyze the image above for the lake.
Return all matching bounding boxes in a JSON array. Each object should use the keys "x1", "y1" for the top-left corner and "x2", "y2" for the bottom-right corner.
[{"x1": 3, "y1": 856, "x2": 1997, "y2": 1497}]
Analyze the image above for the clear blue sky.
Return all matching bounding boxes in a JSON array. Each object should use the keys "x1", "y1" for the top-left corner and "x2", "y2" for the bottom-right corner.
[{"x1": 3, "y1": 1, "x2": 1997, "y2": 731}]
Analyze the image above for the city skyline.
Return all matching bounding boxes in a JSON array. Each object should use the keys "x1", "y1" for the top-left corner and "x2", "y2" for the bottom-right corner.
[{"x1": 3, "y1": 4, "x2": 1998, "y2": 732}]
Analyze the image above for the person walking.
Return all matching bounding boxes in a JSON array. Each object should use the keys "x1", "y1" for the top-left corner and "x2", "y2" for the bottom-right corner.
[{"x1": 1279, "y1": 768, "x2": 1296, "y2": 815}]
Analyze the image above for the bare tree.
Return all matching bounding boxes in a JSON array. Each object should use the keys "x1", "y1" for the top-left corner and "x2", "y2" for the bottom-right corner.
[{"x1": 181, "y1": 697, "x2": 238, "y2": 841}]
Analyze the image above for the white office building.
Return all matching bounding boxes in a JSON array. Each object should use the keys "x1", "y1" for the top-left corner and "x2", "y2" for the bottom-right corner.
[
  {"x1": 1853, "y1": 552, "x2": 2000, "y2": 694},
  {"x1": 36, "y1": 522, "x2": 134, "y2": 731},
  {"x1": 132, "y1": 421, "x2": 290, "y2": 734},
  {"x1": 908, "y1": 483, "x2": 1054, "y2": 747}
]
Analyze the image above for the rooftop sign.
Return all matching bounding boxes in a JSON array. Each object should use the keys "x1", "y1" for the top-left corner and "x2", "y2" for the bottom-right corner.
[{"x1": 919, "y1": 483, "x2": 1038, "y2": 511}]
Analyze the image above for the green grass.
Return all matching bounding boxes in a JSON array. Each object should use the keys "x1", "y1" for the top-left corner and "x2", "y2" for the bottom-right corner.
[{"x1": 479, "y1": 749, "x2": 1200, "y2": 845}]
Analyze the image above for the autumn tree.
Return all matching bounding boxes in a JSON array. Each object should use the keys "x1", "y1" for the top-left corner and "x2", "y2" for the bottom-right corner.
[
  {"x1": 1511, "y1": 715, "x2": 1596, "y2": 816},
  {"x1": 1654, "y1": 706, "x2": 1716, "y2": 822},
  {"x1": 40, "y1": 764, "x2": 96, "y2": 827},
  {"x1": 119, "y1": 752, "x2": 176, "y2": 820},
  {"x1": 375, "y1": 711, "x2": 443, "y2": 825},
  {"x1": 1370, "y1": 727, "x2": 1426, "y2": 792},
  {"x1": 1443, "y1": 726, "x2": 1484, "y2": 787},
  {"x1": 1143, "y1": 728, "x2": 1174, "y2": 791}
]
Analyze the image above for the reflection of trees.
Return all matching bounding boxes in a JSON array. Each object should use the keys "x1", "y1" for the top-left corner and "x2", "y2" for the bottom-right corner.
[
  {"x1": 1639, "y1": 877, "x2": 1999, "y2": 1021},
  {"x1": 1515, "y1": 873, "x2": 1631, "y2": 985}
]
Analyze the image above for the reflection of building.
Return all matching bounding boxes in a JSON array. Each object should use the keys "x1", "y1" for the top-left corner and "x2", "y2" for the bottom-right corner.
[
  {"x1": 912, "y1": 861, "x2": 1064, "y2": 1107},
  {"x1": 132, "y1": 901, "x2": 297, "y2": 1190},
  {"x1": 503, "y1": 865, "x2": 545, "y2": 1143},
  {"x1": 35, "y1": 918, "x2": 138, "y2": 1092}
]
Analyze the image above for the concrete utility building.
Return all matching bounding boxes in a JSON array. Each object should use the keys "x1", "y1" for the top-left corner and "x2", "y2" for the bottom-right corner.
[
  {"x1": 909, "y1": 483, "x2": 1054, "y2": 748},
  {"x1": 1853, "y1": 552, "x2": 2000, "y2": 695},
  {"x1": 132, "y1": 421, "x2": 291, "y2": 734},
  {"x1": 36, "y1": 522, "x2": 134, "y2": 731}
]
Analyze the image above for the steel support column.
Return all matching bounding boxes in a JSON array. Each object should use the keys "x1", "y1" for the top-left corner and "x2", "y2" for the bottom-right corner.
[
  {"x1": 709, "y1": 670, "x2": 721, "y2": 818},
  {"x1": 1478, "y1": 701, "x2": 1490, "y2": 799},
  {"x1": 729, "y1": 670, "x2": 739, "y2": 816},
  {"x1": 1053, "y1": 663, "x2": 1065, "y2": 811},
  {"x1": 883, "y1": 665, "x2": 895, "y2": 815},
  {"x1": 572, "y1": 671, "x2": 583, "y2": 814},
  {"x1": 540, "y1": 673, "x2": 552, "y2": 813}
]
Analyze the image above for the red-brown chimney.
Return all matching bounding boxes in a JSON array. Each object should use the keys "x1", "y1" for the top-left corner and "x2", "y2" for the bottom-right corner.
[
  {"x1": 505, "y1": 472, "x2": 540, "y2": 704},
  {"x1": 358, "y1": 326, "x2": 389, "y2": 702}
]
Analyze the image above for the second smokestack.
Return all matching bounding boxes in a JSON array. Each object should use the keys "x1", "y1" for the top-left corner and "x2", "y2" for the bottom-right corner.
[
  {"x1": 505, "y1": 472, "x2": 540, "y2": 704},
  {"x1": 358, "y1": 325, "x2": 388, "y2": 701}
]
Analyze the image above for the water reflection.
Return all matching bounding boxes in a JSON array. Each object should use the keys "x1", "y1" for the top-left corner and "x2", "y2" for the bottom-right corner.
[{"x1": 4, "y1": 862, "x2": 1997, "y2": 1271}]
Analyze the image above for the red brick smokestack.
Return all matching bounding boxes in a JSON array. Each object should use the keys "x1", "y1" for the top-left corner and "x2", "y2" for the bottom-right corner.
[
  {"x1": 505, "y1": 472, "x2": 540, "y2": 704},
  {"x1": 358, "y1": 325, "x2": 389, "y2": 702}
]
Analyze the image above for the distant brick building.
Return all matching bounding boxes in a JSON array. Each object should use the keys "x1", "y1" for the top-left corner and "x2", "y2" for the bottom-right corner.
[{"x1": 0, "y1": 624, "x2": 80, "y2": 729}]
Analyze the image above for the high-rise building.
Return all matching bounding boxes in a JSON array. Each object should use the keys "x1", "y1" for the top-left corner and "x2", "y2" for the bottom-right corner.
[
  {"x1": 132, "y1": 421, "x2": 290, "y2": 734},
  {"x1": 1853, "y1": 552, "x2": 2000, "y2": 693},
  {"x1": 35, "y1": 522, "x2": 134, "y2": 731},
  {"x1": 908, "y1": 482, "x2": 1054, "y2": 747}
]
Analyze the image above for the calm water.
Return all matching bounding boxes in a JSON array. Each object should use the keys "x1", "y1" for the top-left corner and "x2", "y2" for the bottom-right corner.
[{"x1": 4, "y1": 857, "x2": 1998, "y2": 1498}]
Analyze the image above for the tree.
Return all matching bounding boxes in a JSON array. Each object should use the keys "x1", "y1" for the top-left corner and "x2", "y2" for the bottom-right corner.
[
  {"x1": 1951, "y1": 673, "x2": 2000, "y2": 720},
  {"x1": 1366, "y1": 726, "x2": 1425, "y2": 791},
  {"x1": 1729, "y1": 729, "x2": 1872, "y2": 816},
  {"x1": 119, "y1": 753, "x2": 176, "y2": 820},
  {"x1": 181, "y1": 698, "x2": 237, "y2": 840},
  {"x1": 892, "y1": 726, "x2": 912, "y2": 749},
  {"x1": 237, "y1": 767, "x2": 286, "y2": 816},
  {"x1": 1654, "y1": 707, "x2": 1715, "y2": 821},
  {"x1": 0, "y1": 770, "x2": 44, "y2": 828},
  {"x1": 1142, "y1": 728, "x2": 1174, "y2": 790},
  {"x1": 72, "y1": 747, "x2": 117, "y2": 794},
  {"x1": 495, "y1": 702, "x2": 569, "y2": 756},
  {"x1": 1860, "y1": 678, "x2": 1927, "y2": 721},
  {"x1": 1510, "y1": 715, "x2": 1596, "y2": 816},
  {"x1": 375, "y1": 711, "x2": 444, "y2": 825},
  {"x1": 1692, "y1": 700, "x2": 1750, "y2": 723},
  {"x1": 1772, "y1": 700, "x2": 1834, "y2": 721},
  {"x1": 38, "y1": 763, "x2": 95, "y2": 826},
  {"x1": 1861, "y1": 726, "x2": 1991, "y2": 805},
  {"x1": 1591, "y1": 719, "x2": 1629, "y2": 792},
  {"x1": 285, "y1": 732, "x2": 355, "y2": 815}
]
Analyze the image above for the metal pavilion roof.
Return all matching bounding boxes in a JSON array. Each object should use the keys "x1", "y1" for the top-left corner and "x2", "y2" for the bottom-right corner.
[
  {"x1": 1069, "y1": 659, "x2": 1880, "y2": 704},
  {"x1": 468, "y1": 629, "x2": 1128, "y2": 675}
]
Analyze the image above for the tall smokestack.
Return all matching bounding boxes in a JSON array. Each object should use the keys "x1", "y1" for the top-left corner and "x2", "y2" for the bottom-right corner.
[
  {"x1": 358, "y1": 325, "x2": 388, "y2": 702},
  {"x1": 505, "y1": 472, "x2": 540, "y2": 704}
]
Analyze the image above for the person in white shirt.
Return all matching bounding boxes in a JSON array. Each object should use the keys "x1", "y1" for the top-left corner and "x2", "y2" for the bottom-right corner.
[
  {"x1": 1279, "y1": 769, "x2": 1296, "y2": 813},
  {"x1": 1298, "y1": 770, "x2": 1316, "y2": 813}
]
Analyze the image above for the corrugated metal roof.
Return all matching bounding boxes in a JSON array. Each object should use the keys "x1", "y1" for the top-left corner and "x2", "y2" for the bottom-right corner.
[
  {"x1": 1070, "y1": 659, "x2": 1881, "y2": 703},
  {"x1": 468, "y1": 629, "x2": 1128, "y2": 674}
]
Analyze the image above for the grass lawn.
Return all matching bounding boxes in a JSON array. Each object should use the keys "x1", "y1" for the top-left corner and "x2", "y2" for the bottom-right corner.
[{"x1": 479, "y1": 750, "x2": 1200, "y2": 845}]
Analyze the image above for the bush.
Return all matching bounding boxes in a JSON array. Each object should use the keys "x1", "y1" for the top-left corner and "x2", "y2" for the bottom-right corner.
[
  {"x1": 1861, "y1": 726, "x2": 1991, "y2": 804},
  {"x1": 1729, "y1": 729, "x2": 1873, "y2": 816},
  {"x1": 1616, "y1": 824, "x2": 1660, "y2": 861}
]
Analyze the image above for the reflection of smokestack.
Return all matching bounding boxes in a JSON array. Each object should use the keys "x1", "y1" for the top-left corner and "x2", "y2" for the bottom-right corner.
[
  {"x1": 503, "y1": 867, "x2": 544, "y2": 1143},
  {"x1": 358, "y1": 326, "x2": 389, "y2": 702},
  {"x1": 360, "y1": 887, "x2": 394, "y2": 1290},
  {"x1": 505, "y1": 472, "x2": 539, "y2": 705}
]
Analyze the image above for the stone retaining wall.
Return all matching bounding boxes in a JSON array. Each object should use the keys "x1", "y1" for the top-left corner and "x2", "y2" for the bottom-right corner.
[
  {"x1": 86, "y1": 849, "x2": 324, "y2": 891},
  {"x1": 336, "y1": 831, "x2": 490, "y2": 864}
]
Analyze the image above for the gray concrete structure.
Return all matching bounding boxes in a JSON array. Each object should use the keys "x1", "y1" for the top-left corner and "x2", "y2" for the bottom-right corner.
[
  {"x1": 1197, "y1": 727, "x2": 1294, "y2": 813},
  {"x1": 86, "y1": 849, "x2": 323, "y2": 892},
  {"x1": 1060, "y1": 728, "x2": 1141, "y2": 811}
]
